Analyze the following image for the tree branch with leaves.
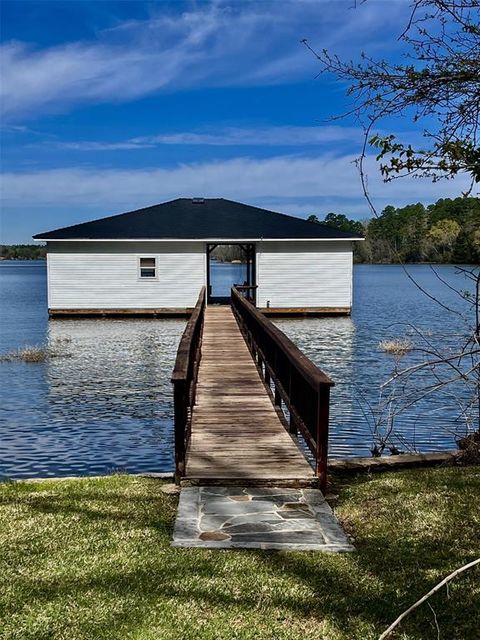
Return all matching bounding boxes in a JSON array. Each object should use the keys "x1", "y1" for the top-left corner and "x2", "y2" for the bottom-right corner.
[{"x1": 303, "y1": 0, "x2": 480, "y2": 190}]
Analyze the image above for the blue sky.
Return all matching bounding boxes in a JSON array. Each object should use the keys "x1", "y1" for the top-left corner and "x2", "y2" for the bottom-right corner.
[{"x1": 0, "y1": 0, "x2": 472, "y2": 243}]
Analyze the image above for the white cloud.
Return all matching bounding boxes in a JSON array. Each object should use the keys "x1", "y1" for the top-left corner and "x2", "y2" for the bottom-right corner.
[
  {"x1": 1, "y1": 153, "x2": 473, "y2": 229},
  {"x1": 1, "y1": 1, "x2": 410, "y2": 119},
  {"x1": 58, "y1": 125, "x2": 365, "y2": 150},
  {"x1": 58, "y1": 141, "x2": 154, "y2": 151}
]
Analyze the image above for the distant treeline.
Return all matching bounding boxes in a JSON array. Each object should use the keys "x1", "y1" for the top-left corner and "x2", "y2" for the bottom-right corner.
[
  {"x1": 211, "y1": 245, "x2": 246, "y2": 262},
  {"x1": 0, "y1": 245, "x2": 46, "y2": 260},
  {"x1": 309, "y1": 197, "x2": 480, "y2": 264},
  {"x1": 2, "y1": 197, "x2": 479, "y2": 264}
]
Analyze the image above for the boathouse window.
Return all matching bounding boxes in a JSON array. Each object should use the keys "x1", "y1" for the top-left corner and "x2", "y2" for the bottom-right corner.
[{"x1": 139, "y1": 257, "x2": 157, "y2": 279}]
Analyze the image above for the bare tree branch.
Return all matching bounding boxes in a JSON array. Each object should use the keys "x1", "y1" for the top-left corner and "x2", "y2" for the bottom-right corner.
[{"x1": 379, "y1": 557, "x2": 480, "y2": 639}]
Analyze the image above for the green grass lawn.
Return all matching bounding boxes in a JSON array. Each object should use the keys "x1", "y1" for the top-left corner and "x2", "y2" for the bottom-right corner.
[{"x1": 1, "y1": 467, "x2": 479, "y2": 640}]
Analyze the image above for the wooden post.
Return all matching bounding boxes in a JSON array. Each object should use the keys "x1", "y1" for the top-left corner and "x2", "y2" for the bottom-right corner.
[
  {"x1": 265, "y1": 368, "x2": 271, "y2": 387},
  {"x1": 251, "y1": 245, "x2": 256, "y2": 305},
  {"x1": 316, "y1": 385, "x2": 330, "y2": 494},
  {"x1": 289, "y1": 414, "x2": 298, "y2": 435},
  {"x1": 274, "y1": 386, "x2": 282, "y2": 407},
  {"x1": 250, "y1": 334, "x2": 256, "y2": 359},
  {"x1": 173, "y1": 380, "x2": 188, "y2": 485},
  {"x1": 289, "y1": 366, "x2": 297, "y2": 434},
  {"x1": 273, "y1": 347, "x2": 281, "y2": 406}
]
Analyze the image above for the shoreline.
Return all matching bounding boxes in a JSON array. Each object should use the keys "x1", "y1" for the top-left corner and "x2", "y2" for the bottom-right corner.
[{"x1": 2, "y1": 451, "x2": 458, "y2": 484}]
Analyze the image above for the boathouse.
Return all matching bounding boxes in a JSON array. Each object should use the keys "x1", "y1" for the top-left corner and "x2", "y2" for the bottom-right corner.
[{"x1": 33, "y1": 198, "x2": 363, "y2": 316}]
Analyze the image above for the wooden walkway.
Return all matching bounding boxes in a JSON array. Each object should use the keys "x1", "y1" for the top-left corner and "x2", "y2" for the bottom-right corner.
[{"x1": 185, "y1": 306, "x2": 316, "y2": 485}]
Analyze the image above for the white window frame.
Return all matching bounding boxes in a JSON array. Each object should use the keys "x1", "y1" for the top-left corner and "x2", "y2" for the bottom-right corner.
[{"x1": 138, "y1": 256, "x2": 158, "y2": 280}]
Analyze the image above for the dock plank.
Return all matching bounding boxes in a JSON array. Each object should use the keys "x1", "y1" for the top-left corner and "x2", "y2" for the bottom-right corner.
[{"x1": 185, "y1": 306, "x2": 315, "y2": 485}]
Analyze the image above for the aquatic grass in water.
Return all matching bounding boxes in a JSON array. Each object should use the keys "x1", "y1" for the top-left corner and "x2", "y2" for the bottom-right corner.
[
  {"x1": 0, "y1": 345, "x2": 48, "y2": 363},
  {"x1": 0, "y1": 337, "x2": 72, "y2": 363},
  {"x1": 20, "y1": 346, "x2": 48, "y2": 362},
  {"x1": 378, "y1": 339, "x2": 412, "y2": 356}
]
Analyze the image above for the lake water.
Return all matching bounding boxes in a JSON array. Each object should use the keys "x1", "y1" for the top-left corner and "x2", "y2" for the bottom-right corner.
[
  {"x1": 0, "y1": 261, "x2": 476, "y2": 479},
  {"x1": 210, "y1": 259, "x2": 247, "y2": 297}
]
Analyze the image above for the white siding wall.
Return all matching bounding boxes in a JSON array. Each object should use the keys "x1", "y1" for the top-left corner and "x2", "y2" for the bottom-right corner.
[
  {"x1": 46, "y1": 239, "x2": 353, "y2": 310},
  {"x1": 256, "y1": 241, "x2": 353, "y2": 308},
  {"x1": 47, "y1": 241, "x2": 206, "y2": 309}
]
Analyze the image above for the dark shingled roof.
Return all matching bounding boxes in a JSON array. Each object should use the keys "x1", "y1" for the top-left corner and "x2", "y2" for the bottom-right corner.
[{"x1": 33, "y1": 198, "x2": 364, "y2": 240}]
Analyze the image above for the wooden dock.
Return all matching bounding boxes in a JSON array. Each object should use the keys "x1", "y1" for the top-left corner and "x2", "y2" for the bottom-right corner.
[
  {"x1": 185, "y1": 307, "x2": 316, "y2": 485},
  {"x1": 172, "y1": 287, "x2": 333, "y2": 491}
]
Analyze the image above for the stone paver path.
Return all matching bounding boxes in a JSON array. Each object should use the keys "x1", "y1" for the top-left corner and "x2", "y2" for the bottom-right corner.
[{"x1": 172, "y1": 487, "x2": 354, "y2": 551}]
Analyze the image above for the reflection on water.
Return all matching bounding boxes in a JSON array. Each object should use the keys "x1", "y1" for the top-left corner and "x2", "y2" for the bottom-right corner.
[
  {"x1": 0, "y1": 262, "x2": 185, "y2": 479},
  {"x1": 0, "y1": 261, "x2": 477, "y2": 478},
  {"x1": 1, "y1": 318, "x2": 184, "y2": 479}
]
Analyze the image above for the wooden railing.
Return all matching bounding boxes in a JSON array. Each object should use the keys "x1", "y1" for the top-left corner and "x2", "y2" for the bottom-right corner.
[
  {"x1": 233, "y1": 284, "x2": 258, "y2": 304},
  {"x1": 231, "y1": 286, "x2": 334, "y2": 492},
  {"x1": 171, "y1": 287, "x2": 206, "y2": 483}
]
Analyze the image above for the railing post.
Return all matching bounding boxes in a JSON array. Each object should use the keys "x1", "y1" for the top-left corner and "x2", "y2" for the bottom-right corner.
[
  {"x1": 289, "y1": 365, "x2": 297, "y2": 434},
  {"x1": 173, "y1": 379, "x2": 188, "y2": 484},
  {"x1": 265, "y1": 368, "x2": 270, "y2": 387},
  {"x1": 274, "y1": 385, "x2": 282, "y2": 407},
  {"x1": 273, "y1": 347, "x2": 281, "y2": 407},
  {"x1": 316, "y1": 384, "x2": 331, "y2": 495},
  {"x1": 289, "y1": 414, "x2": 298, "y2": 434}
]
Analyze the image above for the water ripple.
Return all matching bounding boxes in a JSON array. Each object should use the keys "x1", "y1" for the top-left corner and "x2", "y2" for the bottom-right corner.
[{"x1": 0, "y1": 261, "x2": 476, "y2": 478}]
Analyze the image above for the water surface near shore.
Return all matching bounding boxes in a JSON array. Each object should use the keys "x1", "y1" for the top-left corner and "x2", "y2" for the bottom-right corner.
[{"x1": 0, "y1": 261, "x2": 475, "y2": 479}]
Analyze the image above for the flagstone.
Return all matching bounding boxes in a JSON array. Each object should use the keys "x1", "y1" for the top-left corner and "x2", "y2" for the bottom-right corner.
[{"x1": 172, "y1": 486, "x2": 354, "y2": 552}]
